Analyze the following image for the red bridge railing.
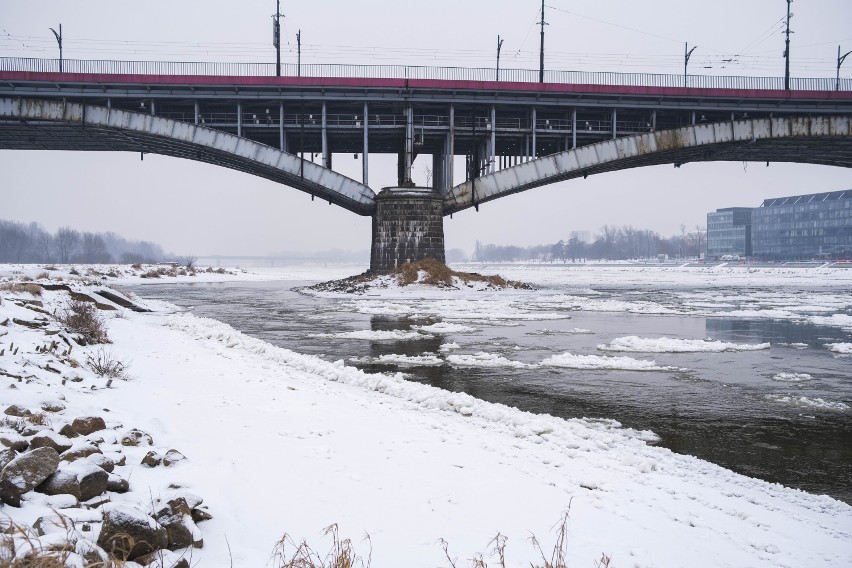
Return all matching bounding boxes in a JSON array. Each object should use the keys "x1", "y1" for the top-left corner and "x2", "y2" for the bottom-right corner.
[{"x1": 1, "y1": 56, "x2": 850, "y2": 92}]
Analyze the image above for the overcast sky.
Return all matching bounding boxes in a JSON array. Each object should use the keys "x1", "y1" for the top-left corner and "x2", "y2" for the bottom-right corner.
[{"x1": 1, "y1": 0, "x2": 850, "y2": 257}]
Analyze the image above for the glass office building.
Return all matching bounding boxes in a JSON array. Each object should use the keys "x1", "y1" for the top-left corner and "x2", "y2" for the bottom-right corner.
[
  {"x1": 707, "y1": 190, "x2": 851, "y2": 261},
  {"x1": 752, "y1": 191, "x2": 852, "y2": 260},
  {"x1": 707, "y1": 207, "x2": 752, "y2": 259}
]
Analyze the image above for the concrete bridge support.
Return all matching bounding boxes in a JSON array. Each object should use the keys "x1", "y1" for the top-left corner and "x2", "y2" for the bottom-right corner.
[{"x1": 370, "y1": 187, "x2": 445, "y2": 274}]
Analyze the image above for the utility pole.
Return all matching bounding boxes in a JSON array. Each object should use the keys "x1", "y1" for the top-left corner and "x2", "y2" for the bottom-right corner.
[
  {"x1": 49, "y1": 23, "x2": 62, "y2": 72},
  {"x1": 837, "y1": 45, "x2": 851, "y2": 91},
  {"x1": 538, "y1": 0, "x2": 547, "y2": 83},
  {"x1": 684, "y1": 42, "x2": 697, "y2": 88},
  {"x1": 297, "y1": 30, "x2": 301, "y2": 77},
  {"x1": 272, "y1": 0, "x2": 283, "y2": 76},
  {"x1": 784, "y1": 0, "x2": 793, "y2": 90},
  {"x1": 496, "y1": 35, "x2": 504, "y2": 81}
]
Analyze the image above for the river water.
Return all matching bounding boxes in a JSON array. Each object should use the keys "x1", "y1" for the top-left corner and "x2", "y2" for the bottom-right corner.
[{"x1": 131, "y1": 273, "x2": 852, "y2": 504}]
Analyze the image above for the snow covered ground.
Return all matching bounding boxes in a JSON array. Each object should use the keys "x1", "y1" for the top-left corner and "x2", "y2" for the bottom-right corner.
[{"x1": 1, "y1": 264, "x2": 851, "y2": 567}]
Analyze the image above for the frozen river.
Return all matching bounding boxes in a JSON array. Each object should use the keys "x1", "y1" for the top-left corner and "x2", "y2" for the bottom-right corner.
[{"x1": 133, "y1": 264, "x2": 852, "y2": 504}]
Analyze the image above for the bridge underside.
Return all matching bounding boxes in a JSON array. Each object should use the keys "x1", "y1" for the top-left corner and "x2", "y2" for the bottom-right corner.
[
  {"x1": 0, "y1": 98, "x2": 376, "y2": 215},
  {"x1": 443, "y1": 117, "x2": 852, "y2": 214}
]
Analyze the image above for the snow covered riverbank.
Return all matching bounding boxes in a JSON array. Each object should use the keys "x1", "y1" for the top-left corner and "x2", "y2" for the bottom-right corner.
[{"x1": 1, "y1": 265, "x2": 851, "y2": 566}]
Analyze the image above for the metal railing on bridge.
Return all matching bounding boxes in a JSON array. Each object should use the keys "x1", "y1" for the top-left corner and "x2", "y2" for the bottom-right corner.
[{"x1": 2, "y1": 56, "x2": 850, "y2": 92}]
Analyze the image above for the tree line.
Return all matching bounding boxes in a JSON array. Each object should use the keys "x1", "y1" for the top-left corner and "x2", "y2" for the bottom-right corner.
[
  {"x1": 473, "y1": 224, "x2": 707, "y2": 262},
  {"x1": 0, "y1": 219, "x2": 166, "y2": 264}
]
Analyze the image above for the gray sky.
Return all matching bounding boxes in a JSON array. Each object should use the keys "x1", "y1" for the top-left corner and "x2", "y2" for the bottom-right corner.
[{"x1": 1, "y1": 0, "x2": 850, "y2": 256}]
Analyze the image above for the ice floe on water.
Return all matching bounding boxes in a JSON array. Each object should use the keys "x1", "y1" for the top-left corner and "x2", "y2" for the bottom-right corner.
[
  {"x1": 540, "y1": 352, "x2": 677, "y2": 372},
  {"x1": 349, "y1": 353, "x2": 444, "y2": 367},
  {"x1": 446, "y1": 352, "x2": 534, "y2": 369},
  {"x1": 771, "y1": 373, "x2": 814, "y2": 382},
  {"x1": 310, "y1": 329, "x2": 430, "y2": 340},
  {"x1": 439, "y1": 342, "x2": 461, "y2": 352},
  {"x1": 826, "y1": 342, "x2": 852, "y2": 354},
  {"x1": 597, "y1": 336, "x2": 771, "y2": 353},
  {"x1": 765, "y1": 394, "x2": 850, "y2": 411},
  {"x1": 527, "y1": 328, "x2": 594, "y2": 336},
  {"x1": 414, "y1": 322, "x2": 477, "y2": 334}
]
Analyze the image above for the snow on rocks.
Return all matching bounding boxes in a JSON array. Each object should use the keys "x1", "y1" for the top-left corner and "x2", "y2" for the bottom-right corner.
[
  {"x1": 597, "y1": 336, "x2": 771, "y2": 353},
  {"x1": 0, "y1": 278, "x2": 211, "y2": 565}
]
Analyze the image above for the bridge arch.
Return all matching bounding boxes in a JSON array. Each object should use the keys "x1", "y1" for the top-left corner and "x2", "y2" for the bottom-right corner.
[
  {"x1": 0, "y1": 97, "x2": 376, "y2": 215},
  {"x1": 443, "y1": 116, "x2": 852, "y2": 215}
]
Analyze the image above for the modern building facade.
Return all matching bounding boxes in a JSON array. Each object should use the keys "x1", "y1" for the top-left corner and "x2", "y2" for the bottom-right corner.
[
  {"x1": 707, "y1": 207, "x2": 752, "y2": 259},
  {"x1": 707, "y1": 190, "x2": 852, "y2": 260}
]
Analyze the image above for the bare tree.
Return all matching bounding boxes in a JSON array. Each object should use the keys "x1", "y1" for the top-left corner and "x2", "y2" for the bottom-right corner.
[
  {"x1": 80, "y1": 232, "x2": 112, "y2": 263},
  {"x1": 423, "y1": 164, "x2": 433, "y2": 188},
  {"x1": 691, "y1": 224, "x2": 707, "y2": 257},
  {"x1": 54, "y1": 227, "x2": 81, "y2": 264}
]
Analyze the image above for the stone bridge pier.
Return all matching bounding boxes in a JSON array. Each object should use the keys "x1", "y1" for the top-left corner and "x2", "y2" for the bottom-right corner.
[{"x1": 370, "y1": 187, "x2": 445, "y2": 274}]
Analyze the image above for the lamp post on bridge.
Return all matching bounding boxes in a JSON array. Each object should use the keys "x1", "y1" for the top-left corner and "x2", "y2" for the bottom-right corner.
[
  {"x1": 538, "y1": 0, "x2": 548, "y2": 83},
  {"x1": 496, "y1": 35, "x2": 504, "y2": 81},
  {"x1": 49, "y1": 24, "x2": 62, "y2": 72},
  {"x1": 783, "y1": 0, "x2": 793, "y2": 90},
  {"x1": 684, "y1": 42, "x2": 697, "y2": 88},
  {"x1": 272, "y1": 0, "x2": 284, "y2": 76},
  {"x1": 838, "y1": 45, "x2": 852, "y2": 91}
]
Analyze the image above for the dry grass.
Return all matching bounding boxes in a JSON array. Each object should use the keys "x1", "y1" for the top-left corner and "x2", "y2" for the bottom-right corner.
[
  {"x1": 35, "y1": 272, "x2": 50, "y2": 280},
  {"x1": 85, "y1": 348, "x2": 128, "y2": 379},
  {"x1": 58, "y1": 300, "x2": 110, "y2": 344},
  {"x1": 393, "y1": 258, "x2": 529, "y2": 289},
  {"x1": 0, "y1": 282, "x2": 43, "y2": 296},
  {"x1": 271, "y1": 524, "x2": 371, "y2": 568},
  {"x1": 25, "y1": 411, "x2": 52, "y2": 427},
  {"x1": 273, "y1": 509, "x2": 608, "y2": 568}
]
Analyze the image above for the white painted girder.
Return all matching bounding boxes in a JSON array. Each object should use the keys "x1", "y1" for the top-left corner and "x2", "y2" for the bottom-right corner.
[
  {"x1": 444, "y1": 116, "x2": 852, "y2": 214},
  {"x1": 0, "y1": 97, "x2": 376, "y2": 215}
]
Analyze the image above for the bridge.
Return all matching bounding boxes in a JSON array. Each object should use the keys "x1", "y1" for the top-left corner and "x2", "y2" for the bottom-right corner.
[{"x1": 2, "y1": 57, "x2": 851, "y2": 272}]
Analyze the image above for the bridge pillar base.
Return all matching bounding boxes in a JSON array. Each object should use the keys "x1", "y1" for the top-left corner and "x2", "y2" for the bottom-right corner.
[{"x1": 370, "y1": 187, "x2": 445, "y2": 274}]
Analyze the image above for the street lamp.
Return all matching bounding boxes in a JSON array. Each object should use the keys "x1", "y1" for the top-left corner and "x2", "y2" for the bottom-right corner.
[
  {"x1": 684, "y1": 42, "x2": 697, "y2": 87},
  {"x1": 496, "y1": 35, "x2": 504, "y2": 81},
  {"x1": 838, "y1": 45, "x2": 852, "y2": 91},
  {"x1": 272, "y1": 0, "x2": 283, "y2": 76},
  {"x1": 49, "y1": 24, "x2": 62, "y2": 72}
]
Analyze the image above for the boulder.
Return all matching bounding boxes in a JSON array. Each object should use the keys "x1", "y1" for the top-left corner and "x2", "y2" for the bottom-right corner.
[
  {"x1": 154, "y1": 497, "x2": 203, "y2": 550},
  {"x1": 191, "y1": 507, "x2": 213, "y2": 523},
  {"x1": 121, "y1": 429, "x2": 154, "y2": 447},
  {"x1": 33, "y1": 513, "x2": 75, "y2": 536},
  {"x1": 60, "y1": 441, "x2": 102, "y2": 462},
  {"x1": 0, "y1": 448, "x2": 16, "y2": 470},
  {"x1": 37, "y1": 461, "x2": 109, "y2": 501},
  {"x1": 58, "y1": 423, "x2": 80, "y2": 438},
  {"x1": 29, "y1": 430, "x2": 74, "y2": 454},
  {"x1": 40, "y1": 401, "x2": 66, "y2": 413},
  {"x1": 141, "y1": 451, "x2": 163, "y2": 468},
  {"x1": 71, "y1": 416, "x2": 106, "y2": 436},
  {"x1": 0, "y1": 447, "x2": 60, "y2": 506},
  {"x1": 97, "y1": 504, "x2": 168, "y2": 561},
  {"x1": 106, "y1": 473, "x2": 130, "y2": 493},
  {"x1": 163, "y1": 449, "x2": 186, "y2": 467},
  {"x1": 4, "y1": 404, "x2": 31, "y2": 417},
  {"x1": 0, "y1": 430, "x2": 28, "y2": 452},
  {"x1": 86, "y1": 452, "x2": 115, "y2": 473}
]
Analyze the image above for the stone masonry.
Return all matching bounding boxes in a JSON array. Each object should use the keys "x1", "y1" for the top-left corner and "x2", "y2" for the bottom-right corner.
[{"x1": 370, "y1": 187, "x2": 445, "y2": 274}]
